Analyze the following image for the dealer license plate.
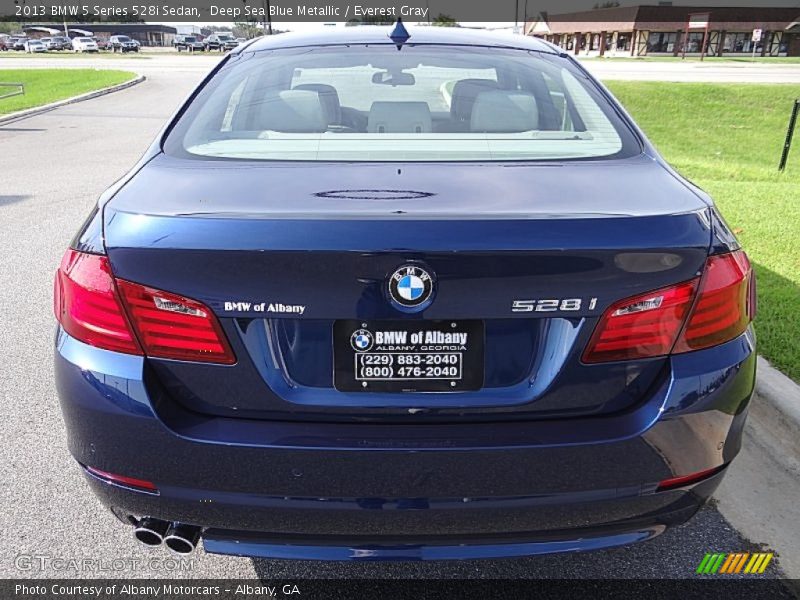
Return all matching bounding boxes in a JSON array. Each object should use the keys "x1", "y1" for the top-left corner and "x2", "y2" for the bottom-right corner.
[{"x1": 333, "y1": 320, "x2": 484, "y2": 393}]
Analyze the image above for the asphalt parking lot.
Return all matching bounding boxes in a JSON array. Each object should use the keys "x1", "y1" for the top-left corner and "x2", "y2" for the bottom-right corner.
[{"x1": 0, "y1": 53, "x2": 798, "y2": 584}]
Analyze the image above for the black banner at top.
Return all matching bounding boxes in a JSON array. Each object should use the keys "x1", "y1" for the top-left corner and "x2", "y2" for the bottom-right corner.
[{"x1": 1, "y1": 0, "x2": 799, "y2": 23}]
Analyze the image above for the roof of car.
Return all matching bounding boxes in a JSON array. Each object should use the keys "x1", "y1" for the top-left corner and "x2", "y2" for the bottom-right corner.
[{"x1": 238, "y1": 26, "x2": 560, "y2": 55}]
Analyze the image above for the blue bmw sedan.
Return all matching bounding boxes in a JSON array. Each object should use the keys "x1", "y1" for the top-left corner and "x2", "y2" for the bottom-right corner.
[{"x1": 54, "y1": 25, "x2": 756, "y2": 560}]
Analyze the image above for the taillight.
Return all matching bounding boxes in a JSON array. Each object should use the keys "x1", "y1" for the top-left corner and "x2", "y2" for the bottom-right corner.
[
  {"x1": 583, "y1": 250, "x2": 753, "y2": 363},
  {"x1": 674, "y1": 250, "x2": 753, "y2": 353},
  {"x1": 116, "y1": 280, "x2": 236, "y2": 365},
  {"x1": 55, "y1": 249, "x2": 235, "y2": 365},
  {"x1": 582, "y1": 280, "x2": 698, "y2": 363},
  {"x1": 656, "y1": 465, "x2": 725, "y2": 492},
  {"x1": 84, "y1": 465, "x2": 158, "y2": 494},
  {"x1": 54, "y1": 250, "x2": 142, "y2": 355}
]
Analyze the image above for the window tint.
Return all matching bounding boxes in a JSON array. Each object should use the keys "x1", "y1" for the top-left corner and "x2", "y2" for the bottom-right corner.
[{"x1": 165, "y1": 45, "x2": 640, "y2": 162}]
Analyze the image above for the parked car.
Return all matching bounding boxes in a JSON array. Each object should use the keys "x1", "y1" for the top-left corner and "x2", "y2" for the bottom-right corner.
[
  {"x1": 50, "y1": 36, "x2": 73, "y2": 51},
  {"x1": 11, "y1": 37, "x2": 28, "y2": 51},
  {"x1": 71, "y1": 37, "x2": 98, "y2": 53},
  {"x1": 55, "y1": 26, "x2": 757, "y2": 561},
  {"x1": 109, "y1": 35, "x2": 139, "y2": 53},
  {"x1": 94, "y1": 37, "x2": 110, "y2": 51},
  {"x1": 0, "y1": 36, "x2": 10, "y2": 51},
  {"x1": 204, "y1": 33, "x2": 239, "y2": 52},
  {"x1": 24, "y1": 39, "x2": 46, "y2": 53},
  {"x1": 173, "y1": 35, "x2": 205, "y2": 52},
  {"x1": 42, "y1": 36, "x2": 71, "y2": 51}
]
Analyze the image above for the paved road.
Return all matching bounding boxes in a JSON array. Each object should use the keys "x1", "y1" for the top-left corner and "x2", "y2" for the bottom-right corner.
[
  {"x1": 0, "y1": 56, "x2": 796, "y2": 583},
  {"x1": 580, "y1": 58, "x2": 800, "y2": 83},
  {"x1": 4, "y1": 52, "x2": 800, "y2": 82}
]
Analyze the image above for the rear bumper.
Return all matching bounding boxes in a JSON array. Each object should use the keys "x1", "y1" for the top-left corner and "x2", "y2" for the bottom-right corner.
[{"x1": 56, "y1": 327, "x2": 755, "y2": 560}]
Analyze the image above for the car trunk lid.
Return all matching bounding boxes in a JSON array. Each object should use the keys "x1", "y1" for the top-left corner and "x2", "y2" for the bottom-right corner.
[{"x1": 103, "y1": 154, "x2": 711, "y2": 422}]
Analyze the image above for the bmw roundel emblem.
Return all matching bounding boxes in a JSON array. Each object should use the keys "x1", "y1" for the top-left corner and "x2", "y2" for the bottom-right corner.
[
  {"x1": 388, "y1": 265, "x2": 434, "y2": 310},
  {"x1": 350, "y1": 329, "x2": 374, "y2": 352}
]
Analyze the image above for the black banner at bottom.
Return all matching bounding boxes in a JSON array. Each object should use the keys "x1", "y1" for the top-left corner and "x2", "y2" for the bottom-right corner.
[{"x1": 4, "y1": 579, "x2": 799, "y2": 600}]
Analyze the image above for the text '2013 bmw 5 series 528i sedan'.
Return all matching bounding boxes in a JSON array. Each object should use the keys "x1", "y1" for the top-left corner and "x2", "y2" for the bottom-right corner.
[{"x1": 54, "y1": 24, "x2": 756, "y2": 560}]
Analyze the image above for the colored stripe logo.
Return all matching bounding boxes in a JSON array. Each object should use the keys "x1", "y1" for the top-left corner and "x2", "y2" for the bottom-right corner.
[{"x1": 697, "y1": 552, "x2": 773, "y2": 574}]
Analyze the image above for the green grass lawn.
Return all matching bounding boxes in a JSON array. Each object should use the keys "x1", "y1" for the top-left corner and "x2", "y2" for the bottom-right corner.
[
  {"x1": 582, "y1": 56, "x2": 800, "y2": 63},
  {"x1": 0, "y1": 68, "x2": 136, "y2": 114},
  {"x1": 606, "y1": 82, "x2": 800, "y2": 381}
]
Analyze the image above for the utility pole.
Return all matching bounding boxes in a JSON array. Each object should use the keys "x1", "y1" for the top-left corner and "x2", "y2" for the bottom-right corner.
[
  {"x1": 63, "y1": 17, "x2": 68, "y2": 38},
  {"x1": 523, "y1": 0, "x2": 529, "y2": 34},
  {"x1": 263, "y1": 0, "x2": 273, "y2": 34}
]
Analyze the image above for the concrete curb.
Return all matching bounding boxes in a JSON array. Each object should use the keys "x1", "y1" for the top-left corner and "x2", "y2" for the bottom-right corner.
[
  {"x1": 755, "y1": 356, "x2": 800, "y2": 447},
  {"x1": 715, "y1": 358, "x2": 800, "y2": 579},
  {"x1": 0, "y1": 74, "x2": 145, "y2": 125}
]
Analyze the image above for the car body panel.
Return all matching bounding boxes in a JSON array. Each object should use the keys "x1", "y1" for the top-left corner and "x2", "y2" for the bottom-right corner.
[
  {"x1": 101, "y1": 149, "x2": 714, "y2": 421},
  {"x1": 56, "y1": 26, "x2": 756, "y2": 559},
  {"x1": 237, "y1": 27, "x2": 561, "y2": 55},
  {"x1": 56, "y1": 326, "x2": 753, "y2": 558},
  {"x1": 104, "y1": 153, "x2": 708, "y2": 219}
]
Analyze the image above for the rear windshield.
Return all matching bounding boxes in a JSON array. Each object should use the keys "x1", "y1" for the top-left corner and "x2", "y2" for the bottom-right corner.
[{"x1": 164, "y1": 44, "x2": 640, "y2": 162}]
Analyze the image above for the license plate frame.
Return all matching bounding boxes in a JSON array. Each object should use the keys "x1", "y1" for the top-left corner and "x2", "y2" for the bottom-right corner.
[{"x1": 333, "y1": 320, "x2": 485, "y2": 393}]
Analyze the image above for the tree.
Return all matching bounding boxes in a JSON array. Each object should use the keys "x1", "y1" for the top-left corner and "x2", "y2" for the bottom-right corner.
[
  {"x1": 204, "y1": 25, "x2": 234, "y2": 33},
  {"x1": 233, "y1": 21, "x2": 262, "y2": 39},
  {"x1": 593, "y1": 1, "x2": 620, "y2": 8},
  {"x1": 432, "y1": 14, "x2": 459, "y2": 27},
  {"x1": 348, "y1": 15, "x2": 394, "y2": 26}
]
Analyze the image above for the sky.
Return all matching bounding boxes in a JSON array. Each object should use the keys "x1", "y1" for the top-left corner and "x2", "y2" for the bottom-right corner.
[{"x1": 161, "y1": 22, "x2": 521, "y2": 31}]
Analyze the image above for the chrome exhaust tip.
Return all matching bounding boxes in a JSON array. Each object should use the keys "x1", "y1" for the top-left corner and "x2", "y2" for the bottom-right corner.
[
  {"x1": 133, "y1": 517, "x2": 170, "y2": 546},
  {"x1": 164, "y1": 523, "x2": 201, "y2": 554}
]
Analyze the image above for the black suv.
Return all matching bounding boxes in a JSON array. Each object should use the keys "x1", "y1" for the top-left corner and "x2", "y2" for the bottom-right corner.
[
  {"x1": 47, "y1": 36, "x2": 73, "y2": 51},
  {"x1": 204, "y1": 33, "x2": 239, "y2": 52},
  {"x1": 109, "y1": 35, "x2": 139, "y2": 53},
  {"x1": 173, "y1": 35, "x2": 205, "y2": 52}
]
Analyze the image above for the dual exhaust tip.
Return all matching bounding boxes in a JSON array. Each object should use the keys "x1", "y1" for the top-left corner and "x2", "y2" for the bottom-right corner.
[{"x1": 134, "y1": 518, "x2": 200, "y2": 554}]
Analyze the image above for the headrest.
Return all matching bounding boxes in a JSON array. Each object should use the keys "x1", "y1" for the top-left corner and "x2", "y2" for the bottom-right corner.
[
  {"x1": 293, "y1": 83, "x2": 342, "y2": 126},
  {"x1": 470, "y1": 91, "x2": 539, "y2": 133},
  {"x1": 450, "y1": 78, "x2": 499, "y2": 123},
  {"x1": 368, "y1": 101, "x2": 432, "y2": 134},
  {"x1": 253, "y1": 90, "x2": 327, "y2": 133}
]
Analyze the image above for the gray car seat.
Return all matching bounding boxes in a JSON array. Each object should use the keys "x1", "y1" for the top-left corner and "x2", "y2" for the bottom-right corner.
[
  {"x1": 368, "y1": 102, "x2": 432, "y2": 134},
  {"x1": 470, "y1": 91, "x2": 539, "y2": 133},
  {"x1": 251, "y1": 89, "x2": 327, "y2": 133},
  {"x1": 293, "y1": 83, "x2": 342, "y2": 126},
  {"x1": 450, "y1": 79, "x2": 499, "y2": 130}
]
